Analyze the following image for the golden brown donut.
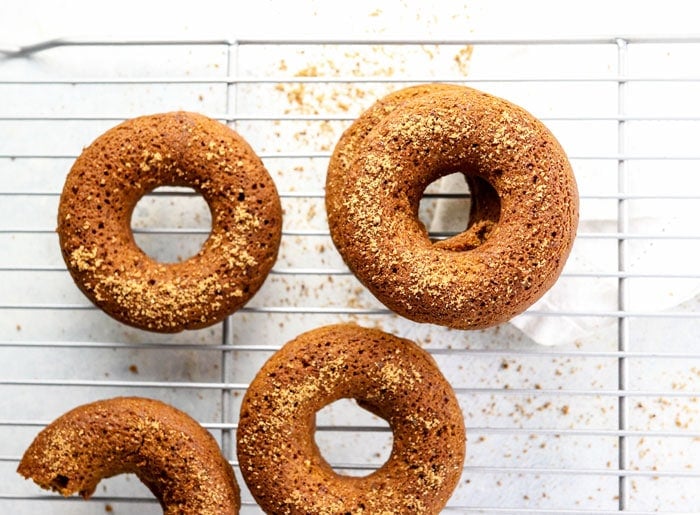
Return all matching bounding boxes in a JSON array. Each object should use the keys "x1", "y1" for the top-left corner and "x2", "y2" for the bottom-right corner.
[
  {"x1": 237, "y1": 323, "x2": 466, "y2": 514},
  {"x1": 326, "y1": 84, "x2": 579, "y2": 329},
  {"x1": 58, "y1": 111, "x2": 282, "y2": 332},
  {"x1": 17, "y1": 397, "x2": 240, "y2": 514}
]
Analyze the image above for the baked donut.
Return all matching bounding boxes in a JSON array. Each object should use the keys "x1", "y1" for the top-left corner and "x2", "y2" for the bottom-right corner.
[
  {"x1": 326, "y1": 84, "x2": 578, "y2": 329},
  {"x1": 237, "y1": 323, "x2": 466, "y2": 514},
  {"x1": 17, "y1": 397, "x2": 240, "y2": 514},
  {"x1": 57, "y1": 111, "x2": 282, "y2": 332}
]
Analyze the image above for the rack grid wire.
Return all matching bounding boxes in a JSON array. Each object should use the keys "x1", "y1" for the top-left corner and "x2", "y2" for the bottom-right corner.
[{"x1": 0, "y1": 36, "x2": 699, "y2": 514}]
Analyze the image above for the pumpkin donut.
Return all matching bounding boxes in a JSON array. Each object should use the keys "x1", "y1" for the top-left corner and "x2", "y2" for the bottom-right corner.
[
  {"x1": 237, "y1": 323, "x2": 466, "y2": 514},
  {"x1": 17, "y1": 397, "x2": 240, "y2": 514},
  {"x1": 326, "y1": 84, "x2": 578, "y2": 329},
  {"x1": 57, "y1": 111, "x2": 282, "y2": 332}
]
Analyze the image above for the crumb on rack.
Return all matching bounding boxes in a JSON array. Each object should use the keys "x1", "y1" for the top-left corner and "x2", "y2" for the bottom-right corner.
[{"x1": 453, "y1": 45, "x2": 474, "y2": 75}]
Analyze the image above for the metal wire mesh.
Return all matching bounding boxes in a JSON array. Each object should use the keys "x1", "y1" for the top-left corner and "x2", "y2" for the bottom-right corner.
[{"x1": 0, "y1": 36, "x2": 699, "y2": 514}]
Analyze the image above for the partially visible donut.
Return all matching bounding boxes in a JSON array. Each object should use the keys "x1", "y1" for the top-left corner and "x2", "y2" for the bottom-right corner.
[
  {"x1": 57, "y1": 111, "x2": 282, "y2": 332},
  {"x1": 17, "y1": 397, "x2": 240, "y2": 514},
  {"x1": 326, "y1": 84, "x2": 578, "y2": 329},
  {"x1": 237, "y1": 323, "x2": 466, "y2": 514}
]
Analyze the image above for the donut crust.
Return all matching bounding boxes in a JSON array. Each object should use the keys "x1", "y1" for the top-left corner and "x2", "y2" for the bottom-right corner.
[
  {"x1": 326, "y1": 84, "x2": 579, "y2": 329},
  {"x1": 57, "y1": 111, "x2": 282, "y2": 332},
  {"x1": 237, "y1": 323, "x2": 466, "y2": 514},
  {"x1": 17, "y1": 397, "x2": 240, "y2": 514}
]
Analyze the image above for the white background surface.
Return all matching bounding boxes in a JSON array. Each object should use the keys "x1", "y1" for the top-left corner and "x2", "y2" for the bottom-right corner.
[
  {"x1": 1, "y1": 1, "x2": 699, "y2": 514},
  {"x1": 1, "y1": 0, "x2": 700, "y2": 42}
]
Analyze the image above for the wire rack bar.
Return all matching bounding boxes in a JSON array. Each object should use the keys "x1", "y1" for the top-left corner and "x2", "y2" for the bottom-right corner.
[
  {"x1": 2, "y1": 33, "x2": 700, "y2": 52},
  {"x1": 3, "y1": 452, "x2": 698, "y2": 479},
  {"x1": 0, "y1": 496, "x2": 681, "y2": 515},
  {"x1": 3, "y1": 420, "x2": 699, "y2": 440},
  {"x1": 1, "y1": 227, "x2": 698, "y2": 242},
  {"x1": 0, "y1": 301, "x2": 698, "y2": 320},
  {"x1": 1, "y1": 378, "x2": 696, "y2": 399},
  {"x1": 3, "y1": 266, "x2": 700, "y2": 280},
  {"x1": 2, "y1": 419, "x2": 699, "y2": 440},
  {"x1": 5, "y1": 74, "x2": 700, "y2": 85},
  {"x1": 616, "y1": 38, "x2": 631, "y2": 511},
  {"x1": 1, "y1": 303, "x2": 697, "y2": 319},
  {"x1": 0, "y1": 498, "x2": 687, "y2": 515},
  {"x1": 4, "y1": 113, "x2": 700, "y2": 122},
  {"x1": 4, "y1": 191, "x2": 700, "y2": 202},
  {"x1": 3, "y1": 339, "x2": 700, "y2": 362},
  {"x1": 3, "y1": 151, "x2": 700, "y2": 161}
]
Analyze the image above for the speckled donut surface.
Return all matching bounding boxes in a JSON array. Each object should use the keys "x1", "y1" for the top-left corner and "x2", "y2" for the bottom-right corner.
[
  {"x1": 326, "y1": 84, "x2": 579, "y2": 329},
  {"x1": 57, "y1": 111, "x2": 282, "y2": 332},
  {"x1": 237, "y1": 323, "x2": 466, "y2": 514},
  {"x1": 17, "y1": 397, "x2": 240, "y2": 514}
]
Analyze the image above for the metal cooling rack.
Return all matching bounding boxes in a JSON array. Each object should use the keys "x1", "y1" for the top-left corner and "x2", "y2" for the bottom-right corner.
[{"x1": 1, "y1": 36, "x2": 699, "y2": 514}]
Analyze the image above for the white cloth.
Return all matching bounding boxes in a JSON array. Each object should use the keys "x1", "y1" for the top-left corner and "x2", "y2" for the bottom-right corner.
[{"x1": 431, "y1": 174, "x2": 700, "y2": 346}]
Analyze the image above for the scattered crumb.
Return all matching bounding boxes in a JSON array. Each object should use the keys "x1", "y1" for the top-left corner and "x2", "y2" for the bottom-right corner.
[
  {"x1": 453, "y1": 45, "x2": 474, "y2": 75},
  {"x1": 306, "y1": 204, "x2": 317, "y2": 222},
  {"x1": 128, "y1": 364, "x2": 139, "y2": 374}
]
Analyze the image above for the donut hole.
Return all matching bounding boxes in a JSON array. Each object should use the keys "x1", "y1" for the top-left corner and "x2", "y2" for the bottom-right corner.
[
  {"x1": 131, "y1": 186, "x2": 212, "y2": 263},
  {"x1": 314, "y1": 398, "x2": 393, "y2": 477},
  {"x1": 418, "y1": 172, "x2": 500, "y2": 250},
  {"x1": 418, "y1": 173, "x2": 471, "y2": 241}
]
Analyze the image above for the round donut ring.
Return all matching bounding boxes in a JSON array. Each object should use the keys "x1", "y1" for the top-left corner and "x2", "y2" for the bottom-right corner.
[
  {"x1": 237, "y1": 323, "x2": 466, "y2": 514},
  {"x1": 326, "y1": 84, "x2": 579, "y2": 329},
  {"x1": 17, "y1": 397, "x2": 240, "y2": 514},
  {"x1": 57, "y1": 111, "x2": 282, "y2": 332}
]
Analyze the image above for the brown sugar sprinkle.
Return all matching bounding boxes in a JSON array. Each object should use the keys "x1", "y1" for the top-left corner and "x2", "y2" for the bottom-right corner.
[
  {"x1": 69, "y1": 246, "x2": 101, "y2": 273},
  {"x1": 237, "y1": 324, "x2": 465, "y2": 515},
  {"x1": 96, "y1": 274, "x2": 226, "y2": 331},
  {"x1": 326, "y1": 84, "x2": 578, "y2": 330},
  {"x1": 57, "y1": 111, "x2": 282, "y2": 332},
  {"x1": 17, "y1": 397, "x2": 240, "y2": 513}
]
